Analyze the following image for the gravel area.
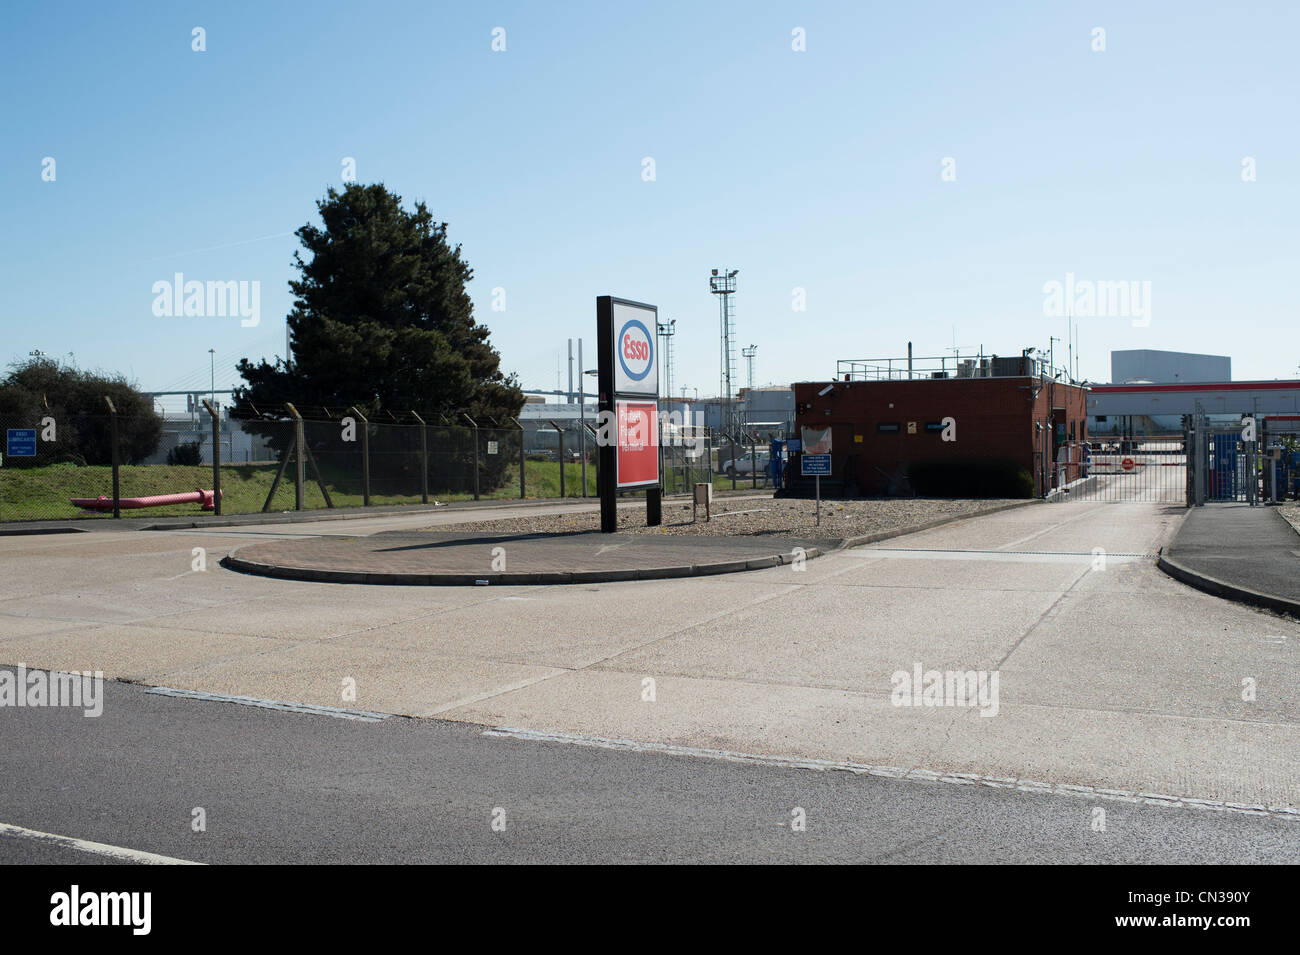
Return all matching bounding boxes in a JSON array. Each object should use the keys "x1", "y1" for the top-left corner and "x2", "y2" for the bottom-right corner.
[
  {"x1": 1280, "y1": 503, "x2": 1300, "y2": 536},
  {"x1": 427, "y1": 497, "x2": 1029, "y2": 541}
]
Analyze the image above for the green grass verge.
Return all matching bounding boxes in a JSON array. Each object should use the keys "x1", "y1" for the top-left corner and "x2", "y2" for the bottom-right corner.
[
  {"x1": 0, "y1": 460, "x2": 611, "y2": 522},
  {"x1": 0, "y1": 460, "x2": 763, "y2": 522}
]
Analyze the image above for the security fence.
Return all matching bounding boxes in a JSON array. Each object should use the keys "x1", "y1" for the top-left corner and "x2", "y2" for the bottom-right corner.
[
  {"x1": 0, "y1": 406, "x2": 732, "y2": 522},
  {"x1": 1184, "y1": 414, "x2": 1300, "y2": 506}
]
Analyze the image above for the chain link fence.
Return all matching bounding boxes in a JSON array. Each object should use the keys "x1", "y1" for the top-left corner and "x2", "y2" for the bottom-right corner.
[{"x1": 0, "y1": 408, "x2": 661, "y2": 522}]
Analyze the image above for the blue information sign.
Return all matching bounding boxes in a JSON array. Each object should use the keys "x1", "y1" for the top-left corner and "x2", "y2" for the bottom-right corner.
[
  {"x1": 6, "y1": 429, "x2": 37, "y2": 457},
  {"x1": 801, "y1": 453, "x2": 831, "y2": 476}
]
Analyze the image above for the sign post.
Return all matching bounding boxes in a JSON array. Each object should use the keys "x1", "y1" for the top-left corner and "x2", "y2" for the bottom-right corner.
[
  {"x1": 800, "y1": 426, "x2": 833, "y2": 527},
  {"x1": 597, "y1": 296, "x2": 661, "y2": 533}
]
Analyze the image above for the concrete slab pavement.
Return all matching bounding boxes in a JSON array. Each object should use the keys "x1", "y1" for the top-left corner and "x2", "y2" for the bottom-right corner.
[{"x1": 2, "y1": 499, "x2": 1296, "y2": 813}]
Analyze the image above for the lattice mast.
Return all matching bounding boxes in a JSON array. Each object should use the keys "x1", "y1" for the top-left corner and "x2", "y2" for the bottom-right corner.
[{"x1": 709, "y1": 269, "x2": 738, "y2": 440}]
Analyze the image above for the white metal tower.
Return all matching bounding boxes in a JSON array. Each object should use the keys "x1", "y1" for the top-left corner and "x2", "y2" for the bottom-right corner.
[{"x1": 709, "y1": 269, "x2": 738, "y2": 438}]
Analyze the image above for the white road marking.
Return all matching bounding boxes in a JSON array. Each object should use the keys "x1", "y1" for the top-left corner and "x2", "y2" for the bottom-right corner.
[
  {"x1": 144, "y1": 686, "x2": 390, "y2": 722},
  {"x1": 846, "y1": 548, "x2": 1152, "y2": 563},
  {"x1": 483, "y1": 727, "x2": 1300, "y2": 821},
  {"x1": 0, "y1": 822, "x2": 203, "y2": 865}
]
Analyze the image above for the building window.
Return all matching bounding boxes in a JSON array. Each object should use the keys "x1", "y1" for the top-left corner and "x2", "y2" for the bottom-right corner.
[{"x1": 877, "y1": 422, "x2": 901, "y2": 433}]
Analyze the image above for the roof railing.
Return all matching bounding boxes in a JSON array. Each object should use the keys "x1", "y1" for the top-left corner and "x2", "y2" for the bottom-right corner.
[{"x1": 836, "y1": 353, "x2": 1072, "y2": 383}]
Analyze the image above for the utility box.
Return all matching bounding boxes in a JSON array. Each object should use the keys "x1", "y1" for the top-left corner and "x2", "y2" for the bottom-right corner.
[{"x1": 693, "y1": 481, "x2": 712, "y2": 522}]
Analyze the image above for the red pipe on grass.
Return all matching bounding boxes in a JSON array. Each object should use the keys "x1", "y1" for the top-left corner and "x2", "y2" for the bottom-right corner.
[{"x1": 70, "y1": 489, "x2": 221, "y2": 512}]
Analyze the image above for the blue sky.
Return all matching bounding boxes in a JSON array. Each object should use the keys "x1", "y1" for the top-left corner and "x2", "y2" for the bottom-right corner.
[{"x1": 3, "y1": 0, "x2": 1297, "y2": 408}]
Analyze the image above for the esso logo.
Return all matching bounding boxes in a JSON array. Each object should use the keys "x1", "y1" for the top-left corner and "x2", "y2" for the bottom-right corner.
[
  {"x1": 624, "y1": 336, "x2": 649, "y2": 362},
  {"x1": 617, "y1": 320, "x2": 653, "y2": 381}
]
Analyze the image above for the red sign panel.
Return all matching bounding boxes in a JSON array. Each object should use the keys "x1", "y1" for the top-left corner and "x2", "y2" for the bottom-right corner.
[{"x1": 616, "y1": 401, "x2": 659, "y2": 489}]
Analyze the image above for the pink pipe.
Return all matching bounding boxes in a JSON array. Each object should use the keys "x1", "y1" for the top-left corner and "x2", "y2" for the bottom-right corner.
[{"x1": 70, "y1": 489, "x2": 222, "y2": 512}]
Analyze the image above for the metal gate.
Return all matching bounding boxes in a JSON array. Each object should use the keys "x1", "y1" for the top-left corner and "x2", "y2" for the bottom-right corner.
[
  {"x1": 1055, "y1": 414, "x2": 1298, "y2": 506},
  {"x1": 1184, "y1": 412, "x2": 1300, "y2": 506},
  {"x1": 1049, "y1": 433, "x2": 1187, "y2": 503}
]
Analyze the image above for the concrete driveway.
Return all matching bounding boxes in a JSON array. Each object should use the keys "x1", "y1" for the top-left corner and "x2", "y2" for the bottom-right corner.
[{"x1": 1, "y1": 500, "x2": 1296, "y2": 813}]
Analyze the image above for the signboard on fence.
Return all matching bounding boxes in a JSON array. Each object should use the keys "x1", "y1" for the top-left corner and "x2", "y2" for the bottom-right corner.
[{"x1": 6, "y1": 429, "x2": 36, "y2": 457}]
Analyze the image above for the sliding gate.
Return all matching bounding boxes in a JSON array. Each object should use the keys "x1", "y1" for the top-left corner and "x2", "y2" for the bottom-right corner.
[{"x1": 1049, "y1": 433, "x2": 1188, "y2": 503}]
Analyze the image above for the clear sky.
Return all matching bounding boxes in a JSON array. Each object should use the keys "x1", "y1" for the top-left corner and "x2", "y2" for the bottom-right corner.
[{"x1": 3, "y1": 0, "x2": 1297, "y2": 408}]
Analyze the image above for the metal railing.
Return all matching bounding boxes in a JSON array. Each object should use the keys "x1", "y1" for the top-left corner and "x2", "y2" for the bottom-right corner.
[{"x1": 836, "y1": 353, "x2": 1070, "y2": 382}]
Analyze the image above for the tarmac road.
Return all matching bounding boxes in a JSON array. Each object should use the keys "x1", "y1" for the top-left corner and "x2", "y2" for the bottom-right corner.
[{"x1": 1, "y1": 677, "x2": 1295, "y2": 864}]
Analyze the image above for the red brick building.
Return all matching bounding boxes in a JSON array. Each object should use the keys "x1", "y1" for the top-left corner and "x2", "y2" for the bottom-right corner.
[{"x1": 790, "y1": 355, "x2": 1089, "y2": 498}]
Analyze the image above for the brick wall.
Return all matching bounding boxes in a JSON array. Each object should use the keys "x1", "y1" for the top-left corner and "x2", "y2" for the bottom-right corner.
[{"x1": 792, "y1": 377, "x2": 1088, "y2": 495}]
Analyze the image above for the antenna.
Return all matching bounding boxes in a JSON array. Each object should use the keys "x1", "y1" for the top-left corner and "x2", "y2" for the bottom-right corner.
[{"x1": 1067, "y1": 314, "x2": 1073, "y2": 382}]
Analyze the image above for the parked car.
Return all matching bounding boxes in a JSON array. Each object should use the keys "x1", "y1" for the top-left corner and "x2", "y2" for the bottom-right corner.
[{"x1": 724, "y1": 450, "x2": 771, "y2": 477}]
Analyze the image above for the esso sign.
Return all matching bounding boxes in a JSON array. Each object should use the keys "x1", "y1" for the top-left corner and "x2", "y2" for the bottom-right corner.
[
  {"x1": 605, "y1": 298, "x2": 658, "y2": 399},
  {"x1": 618, "y1": 320, "x2": 653, "y2": 381}
]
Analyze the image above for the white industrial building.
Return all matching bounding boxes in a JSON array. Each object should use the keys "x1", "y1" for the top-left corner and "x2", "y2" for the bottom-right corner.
[
  {"x1": 1088, "y1": 349, "x2": 1299, "y2": 433},
  {"x1": 1110, "y1": 350, "x2": 1230, "y2": 384}
]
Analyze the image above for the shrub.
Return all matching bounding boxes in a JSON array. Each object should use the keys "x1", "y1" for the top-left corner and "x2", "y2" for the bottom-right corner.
[
  {"x1": 906, "y1": 458, "x2": 1034, "y2": 498},
  {"x1": 167, "y1": 441, "x2": 203, "y2": 466}
]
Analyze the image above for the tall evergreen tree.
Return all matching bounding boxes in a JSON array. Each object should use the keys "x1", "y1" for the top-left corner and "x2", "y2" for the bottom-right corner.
[{"x1": 235, "y1": 183, "x2": 522, "y2": 423}]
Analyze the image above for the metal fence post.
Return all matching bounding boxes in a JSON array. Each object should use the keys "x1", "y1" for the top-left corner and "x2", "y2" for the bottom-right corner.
[
  {"x1": 104, "y1": 396, "x2": 120, "y2": 519},
  {"x1": 463, "y1": 414, "x2": 480, "y2": 500},
  {"x1": 349, "y1": 406, "x2": 370, "y2": 506},
  {"x1": 411, "y1": 411, "x2": 429, "y2": 504},
  {"x1": 549, "y1": 420, "x2": 565, "y2": 498},
  {"x1": 510, "y1": 416, "x2": 525, "y2": 499},
  {"x1": 294, "y1": 411, "x2": 306, "y2": 510},
  {"x1": 201, "y1": 399, "x2": 222, "y2": 515}
]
